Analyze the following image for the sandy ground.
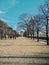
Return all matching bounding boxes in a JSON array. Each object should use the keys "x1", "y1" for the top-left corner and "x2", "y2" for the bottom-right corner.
[
  {"x1": 0, "y1": 37, "x2": 49, "y2": 65},
  {"x1": 0, "y1": 37, "x2": 49, "y2": 56}
]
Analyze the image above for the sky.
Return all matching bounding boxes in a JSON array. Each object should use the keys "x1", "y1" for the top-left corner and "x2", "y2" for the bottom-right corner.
[{"x1": 0, "y1": 0, "x2": 45, "y2": 30}]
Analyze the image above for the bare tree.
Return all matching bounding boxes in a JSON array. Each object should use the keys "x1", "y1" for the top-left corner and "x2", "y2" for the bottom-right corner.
[
  {"x1": 29, "y1": 17, "x2": 35, "y2": 39},
  {"x1": 40, "y1": 0, "x2": 49, "y2": 45},
  {"x1": 18, "y1": 13, "x2": 32, "y2": 38},
  {"x1": 34, "y1": 14, "x2": 45, "y2": 42}
]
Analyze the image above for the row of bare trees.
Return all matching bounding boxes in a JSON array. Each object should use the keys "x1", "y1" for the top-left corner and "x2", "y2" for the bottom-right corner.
[{"x1": 18, "y1": 0, "x2": 49, "y2": 45}]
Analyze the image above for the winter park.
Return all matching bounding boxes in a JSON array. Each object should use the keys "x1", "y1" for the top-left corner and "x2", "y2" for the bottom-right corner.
[{"x1": 0, "y1": 0, "x2": 49, "y2": 65}]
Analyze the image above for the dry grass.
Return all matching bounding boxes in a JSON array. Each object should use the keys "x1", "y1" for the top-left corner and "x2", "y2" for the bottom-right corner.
[
  {"x1": 0, "y1": 37, "x2": 49, "y2": 65},
  {"x1": 0, "y1": 37, "x2": 49, "y2": 56}
]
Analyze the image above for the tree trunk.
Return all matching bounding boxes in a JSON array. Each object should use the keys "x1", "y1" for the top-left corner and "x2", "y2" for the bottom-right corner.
[
  {"x1": 46, "y1": 17, "x2": 49, "y2": 45},
  {"x1": 27, "y1": 29, "x2": 29, "y2": 38},
  {"x1": 33, "y1": 31, "x2": 34, "y2": 40},
  {"x1": 31, "y1": 33, "x2": 32, "y2": 39},
  {"x1": 28, "y1": 31, "x2": 29, "y2": 38},
  {"x1": 37, "y1": 29, "x2": 39, "y2": 42}
]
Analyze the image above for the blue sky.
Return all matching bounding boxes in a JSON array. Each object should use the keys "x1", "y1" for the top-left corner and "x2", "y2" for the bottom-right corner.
[{"x1": 0, "y1": 0, "x2": 45, "y2": 30}]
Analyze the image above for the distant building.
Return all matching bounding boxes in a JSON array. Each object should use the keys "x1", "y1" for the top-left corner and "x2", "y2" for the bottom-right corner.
[
  {"x1": 6, "y1": 27, "x2": 17, "y2": 39},
  {"x1": 0, "y1": 20, "x2": 20, "y2": 39},
  {"x1": 0, "y1": 20, "x2": 8, "y2": 39}
]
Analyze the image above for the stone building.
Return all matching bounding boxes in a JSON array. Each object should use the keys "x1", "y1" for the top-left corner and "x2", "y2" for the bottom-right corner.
[
  {"x1": 0, "y1": 20, "x2": 20, "y2": 39},
  {"x1": 0, "y1": 20, "x2": 8, "y2": 39},
  {"x1": 6, "y1": 27, "x2": 17, "y2": 39}
]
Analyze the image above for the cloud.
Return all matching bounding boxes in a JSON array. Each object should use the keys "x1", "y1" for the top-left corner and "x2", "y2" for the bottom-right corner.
[{"x1": 0, "y1": 10, "x2": 5, "y2": 14}]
